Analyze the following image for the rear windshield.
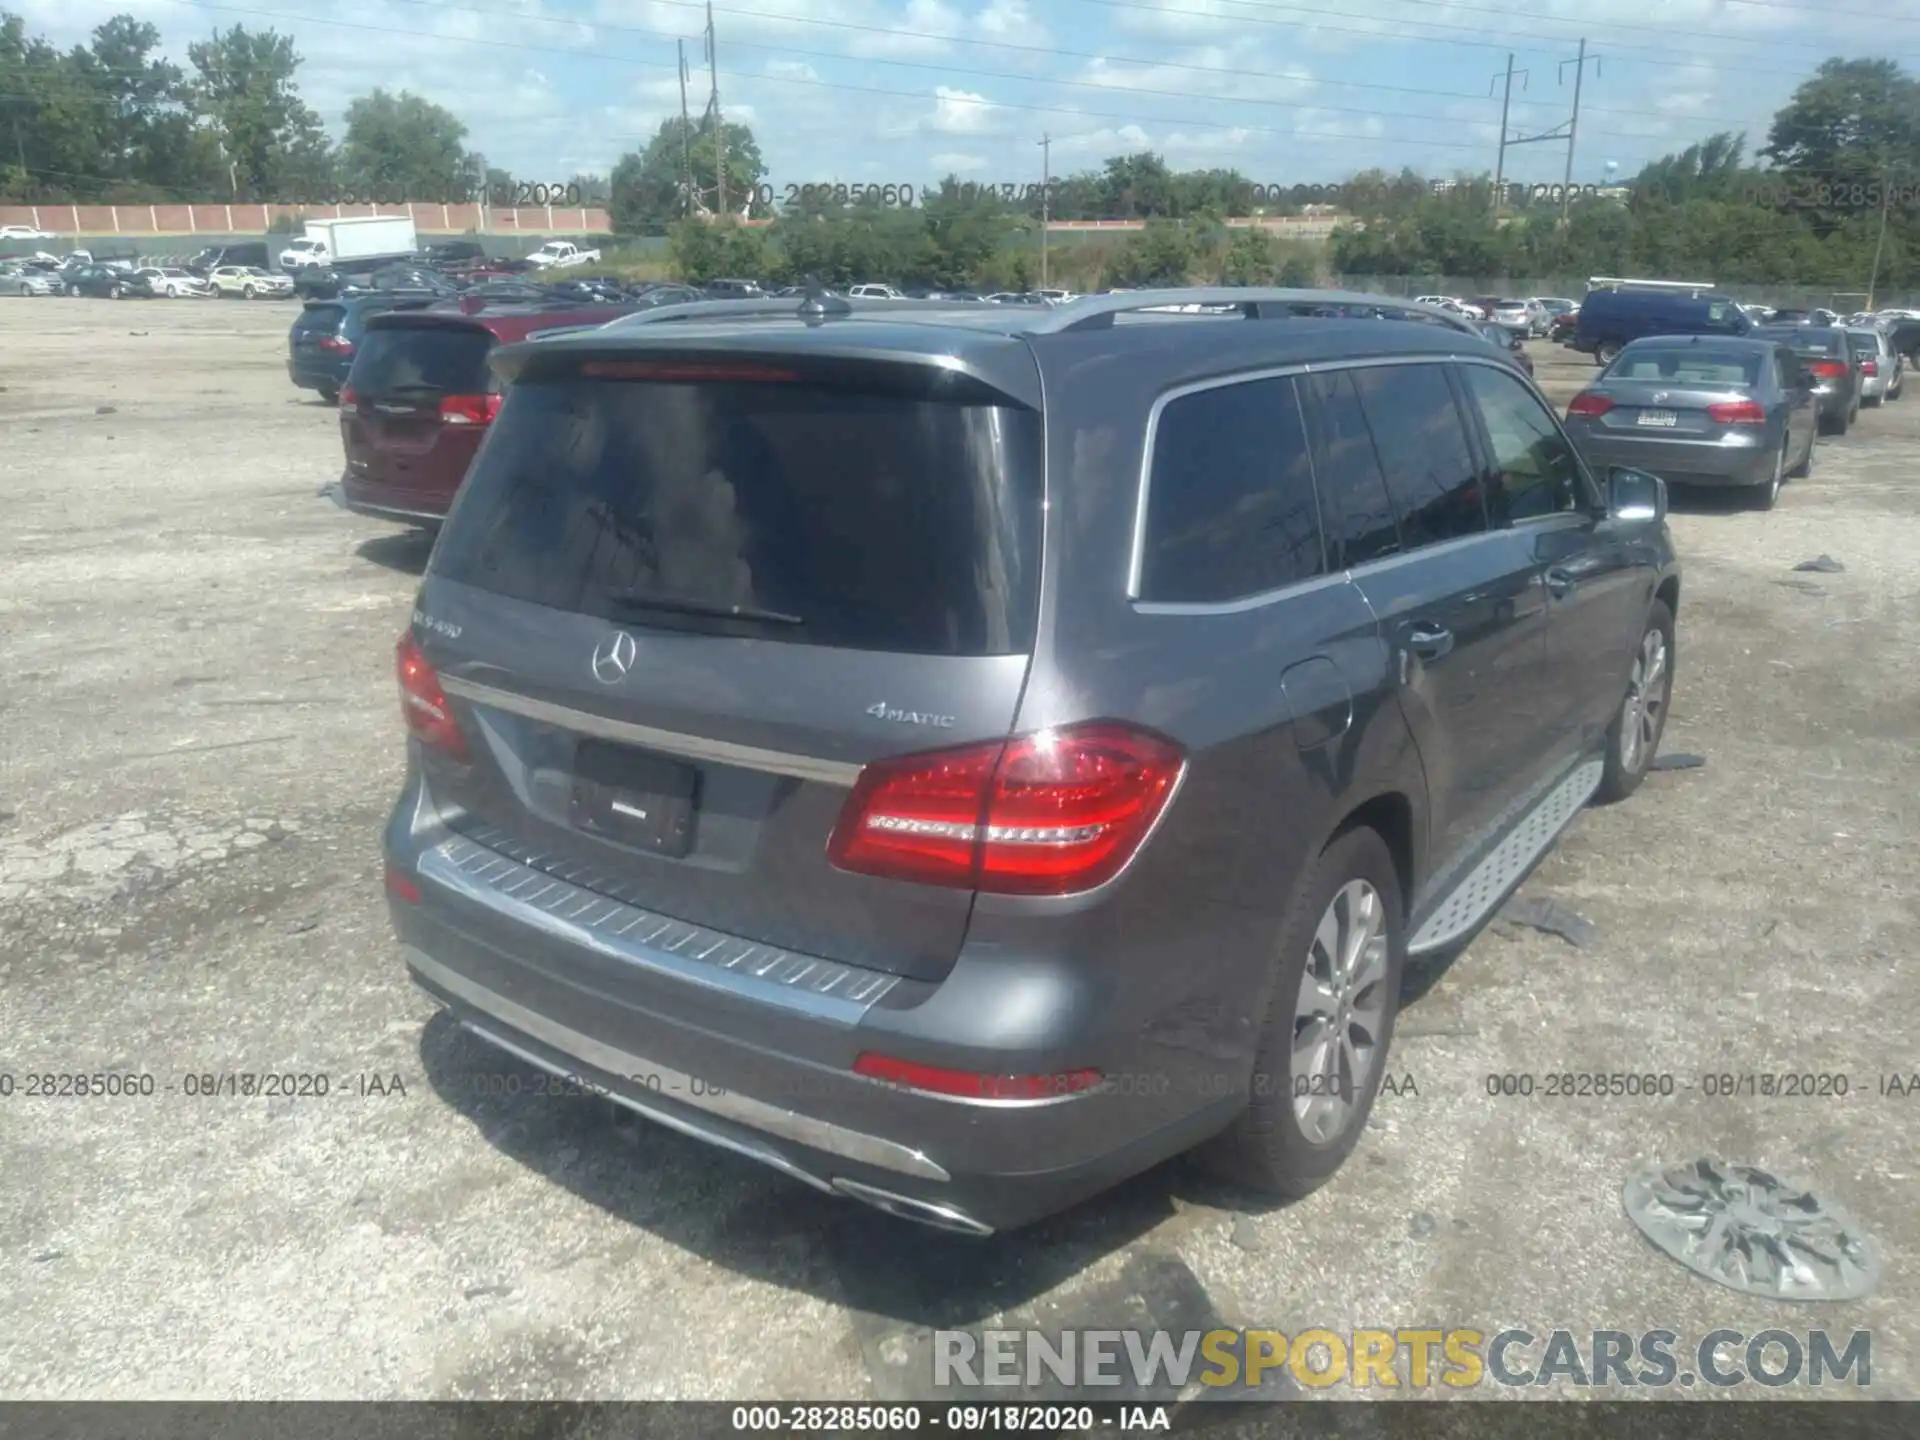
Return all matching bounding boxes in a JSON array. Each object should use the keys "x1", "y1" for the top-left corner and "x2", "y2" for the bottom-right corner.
[
  {"x1": 430, "y1": 376, "x2": 1043, "y2": 656},
  {"x1": 293, "y1": 304, "x2": 344, "y2": 336},
  {"x1": 1846, "y1": 332, "x2": 1880, "y2": 354},
  {"x1": 1759, "y1": 328, "x2": 1843, "y2": 355},
  {"x1": 1608, "y1": 348, "x2": 1763, "y2": 385},
  {"x1": 350, "y1": 324, "x2": 495, "y2": 395}
]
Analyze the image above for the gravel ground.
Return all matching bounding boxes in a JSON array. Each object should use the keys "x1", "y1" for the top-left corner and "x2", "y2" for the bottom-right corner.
[{"x1": 0, "y1": 300, "x2": 1915, "y2": 1404}]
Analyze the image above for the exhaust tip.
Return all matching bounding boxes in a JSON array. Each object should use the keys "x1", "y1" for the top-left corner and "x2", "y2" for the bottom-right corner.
[{"x1": 833, "y1": 1178, "x2": 994, "y2": 1236}]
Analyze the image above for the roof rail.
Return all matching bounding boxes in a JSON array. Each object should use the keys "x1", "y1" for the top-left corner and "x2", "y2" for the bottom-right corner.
[
  {"x1": 1027, "y1": 287, "x2": 1473, "y2": 334},
  {"x1": 597, "y1": 293, "x2": 1014, "y2": 330}
]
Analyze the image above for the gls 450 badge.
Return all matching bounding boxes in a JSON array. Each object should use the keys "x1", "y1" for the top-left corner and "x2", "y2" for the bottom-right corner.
[
  {"x1": 412, "y1": 609, "x2": 462, "y2": 640},
  {"x1": 866, "y1": 702, "x2": 956, "y2": 728}
]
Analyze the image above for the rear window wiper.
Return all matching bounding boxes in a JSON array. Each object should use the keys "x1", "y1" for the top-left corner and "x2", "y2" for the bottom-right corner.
[{"x1": 605, "y1": 593, "x2": 804, "y2": 626}]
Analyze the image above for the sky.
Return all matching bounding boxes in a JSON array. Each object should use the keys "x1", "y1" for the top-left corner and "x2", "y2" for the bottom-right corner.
[{"x1": 13, "y1": 0, "x2": 1920, "y2": 194}]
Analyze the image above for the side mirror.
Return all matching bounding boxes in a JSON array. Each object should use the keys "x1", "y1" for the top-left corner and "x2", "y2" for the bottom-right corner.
[{"x1": 1608, "y1": 467, "x2": 1667, "y2": 523}]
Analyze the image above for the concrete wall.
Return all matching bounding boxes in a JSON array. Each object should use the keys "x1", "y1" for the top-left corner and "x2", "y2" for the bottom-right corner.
[{"x1": 0, "y1": 201, "x2": 611, "y2": 237}]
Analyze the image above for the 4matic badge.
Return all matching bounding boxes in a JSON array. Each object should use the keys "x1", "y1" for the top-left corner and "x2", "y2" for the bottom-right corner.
[{"x1": 866, "y1": 702, "x2": 956, "y2": 729}]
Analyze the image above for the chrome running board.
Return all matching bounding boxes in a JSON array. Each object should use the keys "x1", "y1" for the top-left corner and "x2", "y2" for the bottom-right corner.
[{"x1": 1408, "y1": 758, "x2": 1604, "y2": 955}]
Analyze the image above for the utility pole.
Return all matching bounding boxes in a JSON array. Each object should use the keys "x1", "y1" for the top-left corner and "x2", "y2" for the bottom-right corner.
[
  {"x1": 1497, "y1": 41, "x2": 1593, "y2": 223},
  {"x1": 1039, "y1": 133, "x2": 1051, "y2": 290},
  {"x1": 1867, "y1": 160, "x2": 1894, "y2": 309},
  {"x1": 704, "y1": 2, "x2": 727, "y2": 221},
  {"x1": 678, "y1": 40, "x2": 694, "y2": 217},
  {"x1": 1559, "y1": 39, "x2": 1597, "y2": 221},
  {"x1": 1489, "y1": 55, "x2": 1524, "y2": 216}
]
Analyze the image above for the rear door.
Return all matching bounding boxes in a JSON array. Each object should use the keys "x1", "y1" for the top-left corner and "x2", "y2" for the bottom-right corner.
[
  {"x1": 1305, "y1": 362, "x2": 1553, "y2": 876},
  {"x1": 410, "y1": 349, "x2": 1046, "y2": 983},
  {"x1": 1456, "y1": 360, "x2": 1643, "y2": 757}
]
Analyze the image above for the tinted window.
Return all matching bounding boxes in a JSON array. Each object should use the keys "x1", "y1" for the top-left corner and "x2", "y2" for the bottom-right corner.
[
  {"x1": 1460, "y1": 365, "x2": 1584, "y2": 523},
  {"x1": 350, "y1": 324, "x2": 494, "y2": 395},
  {"x1": 1846, "y1": 332, "x2": 1879, "y2": 355},
  {"x1": 431, "y1": 376, "x2": 1043, "y2": 657},
  {"x1": 292, "y1": 304, "x2": 345, "y2": 337},
  {"x1": 1350, "y1": 364, "x2": 1486, "y2": 550},
  {"x1": 1140, "y1": 377, "x2": 1324, "y2": 603},
  {"x1": 1303, "y1": 371, "x2": 1400, "y2": 567}
]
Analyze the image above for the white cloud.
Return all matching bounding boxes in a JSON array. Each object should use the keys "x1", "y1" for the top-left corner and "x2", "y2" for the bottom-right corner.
[
  {"x1": 929, "y1": 151, "x2": 990, "y2": 171},
  {"x1": 973, "y1": 0, "x2": 1050, "y2": 47},
  {"x1": 1054, "y1": 123, "x2": 1155, "y2": 156},
  {"x1": 1111, "y1": 0, "x2": 1249, "y2": 41},
  {"x1": 924, "y1": 85, "x2": 1002, "y2": 134}
]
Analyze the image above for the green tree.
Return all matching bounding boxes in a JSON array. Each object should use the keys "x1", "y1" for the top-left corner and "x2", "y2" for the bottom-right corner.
[
  {"x1": 339, "y1": 88, "x2": 477, "y2": 201},
  {"x1": 669, "y1": 215, "x2": 765, "y2": 281},
  {"x1": 1107, "y1": 217, "x2": 1194, "y2": 286},
  {"x1": 185, "y1": 24, "x2": 332, "y2": 199},
  {"x1": 1219, "y1": 226, "x2": 1276, "y2": 284},
  {"x1": 611, "y1": 116, "x2": 766, "y2": 235}
]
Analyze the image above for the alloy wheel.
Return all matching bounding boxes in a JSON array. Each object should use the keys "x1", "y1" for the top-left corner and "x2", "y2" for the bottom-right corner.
[
  {"x1": 1290, "y1": 880, "x2": 1390, "y2": 1144},
  {"x1": 1619, "y1": 628, "x2": 1670, "y2": 774}
]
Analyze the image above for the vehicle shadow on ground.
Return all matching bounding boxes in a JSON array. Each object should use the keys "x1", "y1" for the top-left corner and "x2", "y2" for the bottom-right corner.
[
  {"x1": 416, "y1": 1008, "x2": 1296, "y2": 1399},
  {"x1": 355, "y1": 530, "x2": 434, "y2": 576}
]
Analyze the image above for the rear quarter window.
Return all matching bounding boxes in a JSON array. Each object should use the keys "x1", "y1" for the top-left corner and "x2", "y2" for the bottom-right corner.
[{"x1": 1138, "y1": 376, "x2": 1325, "y2": 604}]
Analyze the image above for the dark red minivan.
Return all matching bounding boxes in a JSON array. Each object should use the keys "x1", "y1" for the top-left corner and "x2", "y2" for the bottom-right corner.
[{"x1": 331, "y1": 302, "x2": 634, "y2": 527}]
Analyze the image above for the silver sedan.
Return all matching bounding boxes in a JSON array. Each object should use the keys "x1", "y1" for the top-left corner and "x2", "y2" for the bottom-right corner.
[{"x1": 1562, "y1": 334, "x2": 1818, "y2": 512}]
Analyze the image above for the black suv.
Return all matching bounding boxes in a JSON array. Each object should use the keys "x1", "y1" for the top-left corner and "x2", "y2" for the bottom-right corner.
[
  {"x1": 287, "y1": 293, "x2": 440, "y2": 402},
  {"x1": 383, "y1": 286, "x2": 1680, "y2": 1234}
]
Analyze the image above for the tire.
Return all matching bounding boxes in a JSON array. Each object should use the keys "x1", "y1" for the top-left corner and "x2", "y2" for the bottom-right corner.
[
  {"x1": 1595, "y1": 340, "x2": 1622, "y2": 365},
  {"x1": 109, "y1": 283, "x2": 124, "y2": 299},
  {"x1": 1200, "y1": 825, "x2": 1406, "y2": 1199},
  {"x1": 1748, "y1": 445, "x2": 1784, "y2": 510},
  {"x1": 319, "y1": 386, "x2": 339, "y2": 405},
  {"x1": 1595, "y1": 599, "x2": 1675, "y2": 805},
  {"x1": 1867, "y1": 389, "x2": 1883, "y2": 407},
  {"x1": 1824, "y1": 406, "x2": 1849, "y2": 437},
  {"x1": 243, "y1": 284, "x2": 257, "y2": 299},
  {"x1": 1790, "y1": 428, "x2": 1815, "y2": 479}
]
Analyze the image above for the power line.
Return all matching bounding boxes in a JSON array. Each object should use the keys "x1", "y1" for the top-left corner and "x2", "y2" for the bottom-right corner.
[
  {"x1": 12, "y1": 0, "x2": 1862, "y2": 141},
  {"x1": 141, "y1": 0, "x2": 1837, "y2": 153}
]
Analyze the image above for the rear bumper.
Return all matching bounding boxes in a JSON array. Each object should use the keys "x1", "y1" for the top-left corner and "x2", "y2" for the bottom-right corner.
[
  {"x1": 1569, "y1": 429, "x2": 1777, "y2": 486},
  {"x1": 384, "y1": 790, "x2": 1244, "y2": 1234},
  {"x1": 287, "y1": 356, "x2": 349, "y2": 392},
  {"x1": 324, "y1": 473, "x2": 445, "y2": 526},
  {"x1": 333, "y1": 469, "x2": 451, "y2": 525}
]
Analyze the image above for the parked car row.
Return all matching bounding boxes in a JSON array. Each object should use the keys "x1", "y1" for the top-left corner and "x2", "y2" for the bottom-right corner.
[{"x1": 1563, "y1": 321, "x2": 1902, "y2": 510}]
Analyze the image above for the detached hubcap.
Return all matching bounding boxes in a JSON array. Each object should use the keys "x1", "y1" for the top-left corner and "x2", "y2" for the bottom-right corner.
[
  {"x1": 1620, "y1": 628, "x2": 1669, "y2": 772},
  {"x1": 1291, "y1": 880, "x2": 1389, "y2": 1143}
]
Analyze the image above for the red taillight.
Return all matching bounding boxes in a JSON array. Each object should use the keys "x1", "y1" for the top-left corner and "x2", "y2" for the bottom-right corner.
[
  {"x1": 339, "y1": 384, "x2": 358, "y2": 414},
  {"x1": 1567, "y1": 392, "x2": 1614, "y2": 417},
  {"x1": 1705, "y1": 399, "x2": 1766, "y2": 424},
  {"x1": 385, "y1": 867, "x2": 421, "y2": 904},
  {"x1": 826, "y1": 721, "x2": 1185, "y2": 896},
  {"x1": 1810, "y1": 360, "x2": 1847, "y2": 379},
  {"x1": 852, "y1": 1053, "x2": 1103, "y2": 1101},
  {"x1": 1860, "y1": 359, "x2": 1878, "y2": 376},
  {"x1": 395, "y1": 633, "x2": 468, "y2": 759},
  {"x1": 317, "y1": 335, "x2": 353, "y2": 353},
  {"x1": 439, "y1": 393, "x2": 502, "y2": 425}
]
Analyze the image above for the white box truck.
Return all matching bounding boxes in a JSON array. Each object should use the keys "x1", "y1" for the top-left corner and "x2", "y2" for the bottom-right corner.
[{"x1": 279, "y1": 215, "x2": 419, "y2": 271}]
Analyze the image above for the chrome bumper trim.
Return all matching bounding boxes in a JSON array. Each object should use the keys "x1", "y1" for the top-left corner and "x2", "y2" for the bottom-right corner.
[
  {"x1": 403, "y1": 944, "x2": 949, "y2": 1182},
  {"x1": 437, "y1": 676, "x2": 865, "y2": 788}
]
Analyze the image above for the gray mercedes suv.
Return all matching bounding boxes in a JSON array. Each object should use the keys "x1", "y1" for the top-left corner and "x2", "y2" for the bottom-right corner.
[{"x1": 383, "y1": 287, "x2": 1681, "y2": 1235}]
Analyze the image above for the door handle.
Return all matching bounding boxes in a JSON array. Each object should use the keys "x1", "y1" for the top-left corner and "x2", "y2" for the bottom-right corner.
[
  {"x1": 1405, "y1": 624, "x2": 1454, "y2": 661},
  {"x1": 1545, "y1": 567, "x2": 1575, "y2": 597}
]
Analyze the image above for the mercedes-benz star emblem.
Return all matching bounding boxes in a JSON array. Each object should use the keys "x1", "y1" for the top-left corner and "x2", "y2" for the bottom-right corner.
[{"x1": 591, "y1": 631, "x2": 638, "y2": 685}]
